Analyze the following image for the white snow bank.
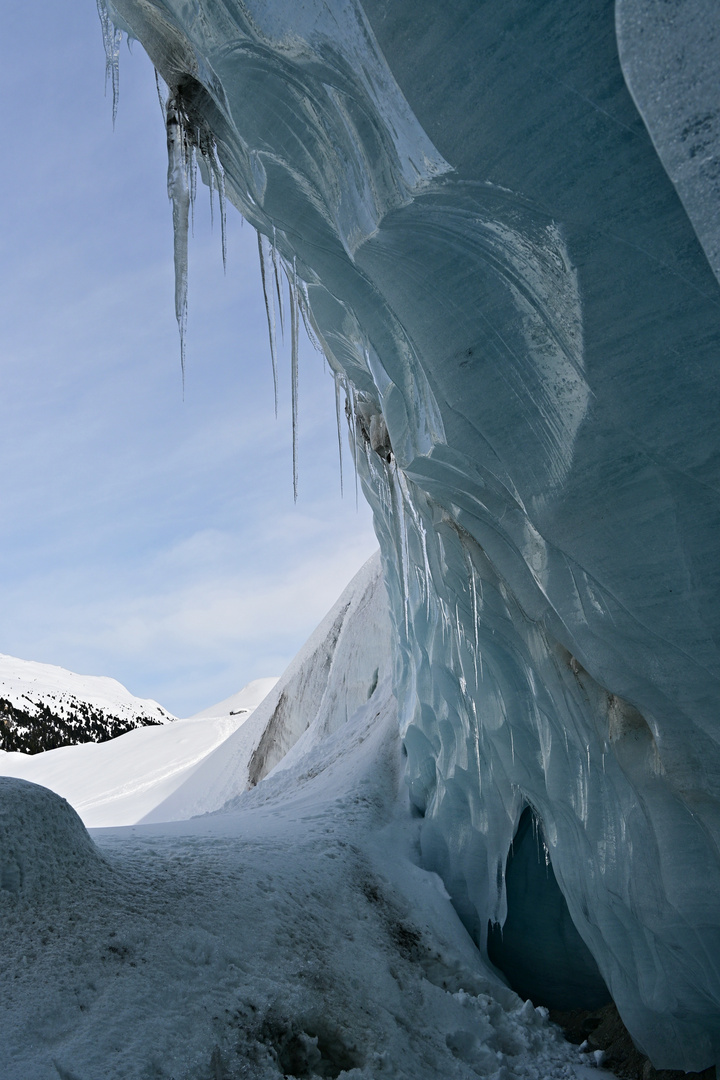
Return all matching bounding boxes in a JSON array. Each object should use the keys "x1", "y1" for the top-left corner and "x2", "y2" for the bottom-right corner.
[
  {"x1": 0, "y1": 553, "x2": 388, "y2": 829},
  {"x1": 0, "y1": 677, "x2": 274, "y2": 828}
]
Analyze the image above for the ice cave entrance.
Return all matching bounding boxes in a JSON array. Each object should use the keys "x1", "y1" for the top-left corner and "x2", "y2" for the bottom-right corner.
[{"x1": 487, "y1": 808, "x2": 611, "y2": 1012}]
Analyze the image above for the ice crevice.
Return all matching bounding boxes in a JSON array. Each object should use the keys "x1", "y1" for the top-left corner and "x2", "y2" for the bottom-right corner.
[{"x1": 97, "y1": 0, "x2": 720, "y2": 1071}]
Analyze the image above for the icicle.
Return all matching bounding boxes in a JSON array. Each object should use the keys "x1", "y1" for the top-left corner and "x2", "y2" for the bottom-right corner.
[
  {"x1": 542, "y1": 839, "x2": 550, "y2": 869},
  {"x1": 189, "y1": 144, "x2": 197, "y2": 236},
  {"x1": 347, "y1": 382, "x2": 359, "y2": 509},
  {"x1": 390, "y1": 464, "x2": 410, "y2": 639},
  {"x1": 417, "y1": 519, "x2": 431, "y2": 619},
  {"x1": 454, "y1": 601, "x2": 468, "y2": 689},
  {"x1": 368, "y1": 453, "x2": 390, "y2": 513},
  {"x1": 96, "y1": 0, "x2": 122, "y2": 128},
  {"x1": 298, "y1": 282, "x2": 323, "y2": 355},
  {"x1": 469, "y1": 562, "x2": 480, "y2": 656},
  {"x1": 510, "y1": 727, "x2": 515, "y2": 766},
  {"x1": 212, "y1": 147, "x2": 227, "y2": 272},
  {"x1": 208, "y1": 163, "x2": 215, "y2": 232},
  {"x1": 257, "y1": 233, "x2": 278, "y2": 416},
  {"x1": 289, "y1": 256, "x2": 300, "y2": 502},
  {"x1": 154, "y1": 70, "x2": 167, "y2": 123},
  {"x1": 334, "y1": 373, "x2": 344, "y2": 497},
  {"x1": 455, "y1": 601, "x2": 463, "y2": 649},
  {"x1": 271, "y1": 226, "x2": 285, "y2": 340},
  {"x1": 166, "y1": 98, "x2": 190, "y2": 389}
]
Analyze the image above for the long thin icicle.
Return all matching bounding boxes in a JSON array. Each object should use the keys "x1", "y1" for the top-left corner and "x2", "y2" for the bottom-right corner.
[
  {"x1": 347, "y1": 382, "x2": 359, "y2": 509},
  {"x1": 390, "y1": 463, "x2": 411, "y2": 638},
  {"x1": 257, "y1": 233, "x2": 279, "y2": 416},
  {"x1": 298, "y1": 281, "x2": 323, "y2": 355},
  {"x1": 334, "y1": 373, "x2": 345, "y2": 497},
  {"x1": 208, "y1": 163, "x2": 215, "y2": 232},
  {"x1": 154, "y1": 70, "x2": 167, "y2": 123},
  {"x1": 166, "y1": 98, "x2": 190, "y2": 389},
  {"x1": 218, "y1": 163, "x2": 227, "y2": 272},
  {"x1": 211, "y1": 146, "x2": 228, "y2": 272},
  {"x1": 289, "y1": 257, "x2": 300, "y2": 502},
  {"x1": 96, "y1": 0, "x2": 122, "y2": 127},
  {"x1": 271, "y1": 227, "x2": 285, "y2": 340}
]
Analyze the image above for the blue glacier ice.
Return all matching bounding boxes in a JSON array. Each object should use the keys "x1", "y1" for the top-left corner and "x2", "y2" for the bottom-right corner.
[{"x1": 102, "y1": 0, "x2": 720, "y2": 1069}]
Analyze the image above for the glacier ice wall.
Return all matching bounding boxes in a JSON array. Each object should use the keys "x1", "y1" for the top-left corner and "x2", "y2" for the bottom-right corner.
[{"x1": 105, "y1": 0, "x2": 720, "y2": 1068}]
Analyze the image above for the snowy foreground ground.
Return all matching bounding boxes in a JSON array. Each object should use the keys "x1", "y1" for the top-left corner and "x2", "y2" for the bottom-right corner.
[{"x1": 0, "y1": 563, "x2": 611, "y2": 1079}]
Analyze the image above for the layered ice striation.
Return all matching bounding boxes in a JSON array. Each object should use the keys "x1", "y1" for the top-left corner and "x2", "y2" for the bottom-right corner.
[{"x1": 104, "y1": 0, "x2": 720, "y2": 1069}]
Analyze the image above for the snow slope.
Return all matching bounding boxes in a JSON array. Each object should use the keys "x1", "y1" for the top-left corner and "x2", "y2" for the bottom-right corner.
[
  {"x1": 0, "y1": 652, "x2": 175, "y2": 753},
  {"x1": 0, "y1": 678, "x2": 272, "y2": 828},
  {"x1": 0, "y1": 552, "x2": 387, "y2": 829},
  {"x1": 133, "y1": 549, "x2": 392, "y2": 824},
  {"x1": 189, "y1": 677, "x2": 279, "y2": 719}
]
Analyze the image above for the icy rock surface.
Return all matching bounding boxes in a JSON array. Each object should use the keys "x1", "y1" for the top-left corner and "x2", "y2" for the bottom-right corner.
[{"x1": 105, "y1": 0, "x2": 720, "y2": 1068}]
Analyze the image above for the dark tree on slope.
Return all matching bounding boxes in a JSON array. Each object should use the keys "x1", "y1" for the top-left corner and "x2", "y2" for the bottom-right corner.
[{"x1": 0, "y1": 697, "x2": 162, "y2": 755}]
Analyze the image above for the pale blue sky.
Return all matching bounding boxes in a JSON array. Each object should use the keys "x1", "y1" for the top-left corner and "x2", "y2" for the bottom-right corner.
[{"x1": 0, "y1": 0, "x2": 377, "y2": 715}]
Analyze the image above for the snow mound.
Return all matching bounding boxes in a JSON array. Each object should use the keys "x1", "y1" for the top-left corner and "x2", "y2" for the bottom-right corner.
[{"x1": 0, "y1": 777, "x2": 104, "y2": 905}]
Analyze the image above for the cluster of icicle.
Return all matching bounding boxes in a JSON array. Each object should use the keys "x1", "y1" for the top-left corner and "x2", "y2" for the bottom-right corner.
[
  {"x1": 257, "y1": 233, "x2": 357, "y2": 503},
  {"x1": 96, "y1": 0, "x2": 357, "y2": 504},
  {"x1": 96, "y1": 0, "x2": 122, "y2": 127},
  {"x1": 160, "y1": 78, "x2": 228, "y2": 391}
]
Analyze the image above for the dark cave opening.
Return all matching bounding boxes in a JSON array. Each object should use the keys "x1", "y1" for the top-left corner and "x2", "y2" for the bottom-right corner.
[{"x1": 487, "y1": 807, "x2": 611, "y2": 1011}]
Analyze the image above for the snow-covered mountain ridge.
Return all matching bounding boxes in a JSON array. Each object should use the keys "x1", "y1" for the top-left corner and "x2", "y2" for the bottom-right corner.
[{"x1": 0, "y1": 653, "x2": 176, "y2": 754}]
